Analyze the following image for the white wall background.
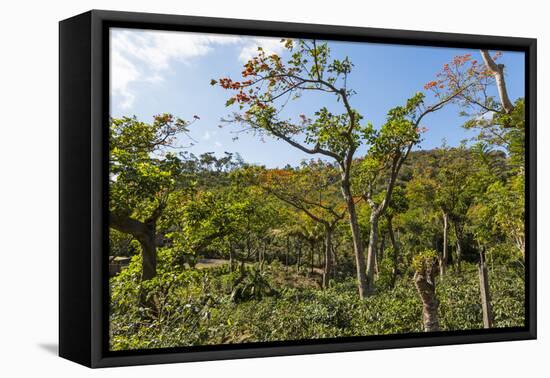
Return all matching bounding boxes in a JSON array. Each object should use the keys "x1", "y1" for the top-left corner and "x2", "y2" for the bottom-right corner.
[{"x1": 0, "y1": 0, "x2": 546, "y2": 376}]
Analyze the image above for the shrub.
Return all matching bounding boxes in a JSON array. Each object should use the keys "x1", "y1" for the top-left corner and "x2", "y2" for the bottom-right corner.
[{"x1": 109, "y1": 259, "x2": 525, "y2": 350}]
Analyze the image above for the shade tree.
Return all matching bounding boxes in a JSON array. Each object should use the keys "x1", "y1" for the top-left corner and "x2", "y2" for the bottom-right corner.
[
  {"x1": 259, "y1": 159, "x2": 346, "y2": 288},
  {"x1": 109, "y1": 114, "x2": 194, "y2": 281},
  {"x1": 213, "y1": 39, "x2": 375, "y2": 297},
  {"x1": 215, "y1": 39, "x2": 471, "y2": 298}
]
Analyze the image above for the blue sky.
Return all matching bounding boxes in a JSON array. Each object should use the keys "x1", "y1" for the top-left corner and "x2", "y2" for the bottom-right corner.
[{"x1": 110, "y1": 28, "x2": 525, "y2": 168}]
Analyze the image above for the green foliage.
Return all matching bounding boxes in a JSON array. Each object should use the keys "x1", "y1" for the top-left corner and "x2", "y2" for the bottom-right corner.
[
  {"x1": 108, "y1": 48, "x2": 526, "y2": 351},
  {"x1": 375, "y1": 253, "x2": 397, "y2": 290},
  {"x1": 109, "y1": 115, "x2": 189, "y2": 220},
  {"x1": 412, "y1": 249, "x2": 439, "y2": 273},
  {"x1": 230, "y1": 267, "x2": 277, "y2": 303},
  {"x1": 110, "y1": 261, "x2": 524, "y2": 350},
  {"x1": 437, "y1": 264, "x2": 525, "y2": 330}
]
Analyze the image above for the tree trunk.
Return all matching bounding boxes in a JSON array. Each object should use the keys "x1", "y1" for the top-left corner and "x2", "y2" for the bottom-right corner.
[
  {"x1": 286, "y1": 236, "x2": 290, "y2": 269},
  {"x1": 388, "y1": 216, "x2": 399, "y2": 288},
  {"x1": 341, "y1": 181, "x2": 368, "y2": 299},
  {"x1": 110, "y1": 213, "x2": 157, "y2": 281},
  {"x1": 140, "y1": 225, "x2": 157, "y2": 281},
  {"x1": 310, "y1": 240, "x2": 315, "y2": 274},
  {"x1": 261, "y1": 241, "x2": 265, "y2": 271},
  {"x1": 374, "y1": 252, "x2": 379, "y2": 276},
  {"x1": 479, "y1": 248, "x2": 493, "y2": 328},
  {"x1": 514, "y1": 234, "x2": 525, "y2": 261},
  {"x1": 414, "y1": 263, "x2": 439, "y2": 332},
  {"x1": 454, "y1": 221, "x2": 463, "y2": 273},
  {"x1": 379, "y1": 233, "x2": 385, "y2": 265},
  {"x1": 322, "y1": 229, "x2": 333, "y2": 289},
  {"x1": 480, "y1": 50, "x2": 514, "y2": 114},
  {"x1": 332, "y1": 243, "x2": 338, "y2": 270},
  {"x1": 296, "y1": 239, "x2": 302, "y2": 271},
  {"x1": 440, "y1": 212, "x2": 449, "y2": 277},
  {"x1": 366, "y1": 212, "x2": 379, "y2": 295}
]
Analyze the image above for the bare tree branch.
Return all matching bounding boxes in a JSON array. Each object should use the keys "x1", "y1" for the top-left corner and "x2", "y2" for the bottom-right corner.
[{"x1": 480, "y1": 50, "x2": 514, "y2": 114}]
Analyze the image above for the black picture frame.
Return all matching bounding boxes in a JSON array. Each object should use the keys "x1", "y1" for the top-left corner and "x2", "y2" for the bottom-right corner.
[{"x1": 59, "y1": 9, "x2": 537, "y2": 368}]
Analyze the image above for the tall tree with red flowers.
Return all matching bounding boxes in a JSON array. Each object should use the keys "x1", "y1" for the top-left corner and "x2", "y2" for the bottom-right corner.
[{"x1": 214, "y1": 39, "x2": 470, "y2": 297}]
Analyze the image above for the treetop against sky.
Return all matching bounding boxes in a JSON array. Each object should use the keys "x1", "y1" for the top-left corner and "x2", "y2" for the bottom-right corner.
[{"x1": 110, "y1": 28, "x2": 525, "y2": 168}]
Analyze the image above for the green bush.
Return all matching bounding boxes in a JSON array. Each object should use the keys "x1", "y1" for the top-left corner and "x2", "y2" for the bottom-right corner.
[{"x1": 109, "y1": 258, "x2": 525, "y2": 350}]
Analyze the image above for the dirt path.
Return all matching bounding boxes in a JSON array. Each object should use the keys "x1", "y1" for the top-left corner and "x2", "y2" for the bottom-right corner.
[{"x1": 195, "y1": 258, "x2": 230, "y2": 269}]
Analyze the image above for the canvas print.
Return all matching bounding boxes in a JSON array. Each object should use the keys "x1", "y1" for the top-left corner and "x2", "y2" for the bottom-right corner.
[{"x1": 108, "y1": 28, "x2": 526, "y2": 351}]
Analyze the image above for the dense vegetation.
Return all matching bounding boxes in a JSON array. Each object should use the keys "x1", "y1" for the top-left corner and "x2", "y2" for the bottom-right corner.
[{"x1": 109, "y1": 40, "x2": 525, "y2": 350}]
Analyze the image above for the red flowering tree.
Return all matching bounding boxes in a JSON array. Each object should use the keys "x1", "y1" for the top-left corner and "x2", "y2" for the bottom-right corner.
[
  {"x1": 259, "y1": 160, "x2": 346, "y2": 288},
  {"x1": 214, "y1": 40, "x2": 469, "y2": 298}
]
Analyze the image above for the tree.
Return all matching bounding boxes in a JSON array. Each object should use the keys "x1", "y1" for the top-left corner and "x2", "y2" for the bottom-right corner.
[
  {"x1": 109, "y1": 114, "x2": 192, "y2": 281},
  {"x1": 215, "y1": 39, "x2": 469, "y2": 298},
  {"x1": 355, "y1": 82, "x2": 473, "y2": 293},
  {"x1": 259, "y1": 160, "x2": 346, "y2": 288},
  {"x1": 427, "y1": 50, "x2": 523, "y2": 168},
  {"x1": 435, "y1": 146, "x2": 477, "y2": 273},
  {"x1": 431, "y1": 50, "x2": 525, "y2": 260},
  {"x1": 214, "y1": 39, "x2": 375, "y2": 298},
  {"x1": 381, "y1": 186, "x2": 408, "y2": 287},
  {"x1": 355, "y1": 93, "x2": 425, "y2": 293},
  {"x1": 402, "y1": 156, "x2": 444, "y2": 275}
]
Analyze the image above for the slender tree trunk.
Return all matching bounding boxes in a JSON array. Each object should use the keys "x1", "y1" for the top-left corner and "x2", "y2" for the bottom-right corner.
[
  {"x1": 286, "y1": 236, "x2": 290, "y2": 270},
  {"x1": 440, "y1": 212, "x2": 449, "y2": 277},
  {"x1": 414, "y1": 262, "x2": 439, "y2": 332},
  {"x1": 296, "y1": 239, "x2": 302, "y2": 271},
  {"x1": 259, "y1": 240, "x2": 266, "y2": 271},
  {"x1": 514, "y1": 234, "x2": 525, "y2": 261},
  {"x1": 454, "y1": 221, "x2": 463, "y2": 273},
  {"x1": 322, "y1": 229, "x2": 333, "y2": 289},
  {"x1": 310, "y1": 240, "x2": 315, "y2": 274},
  {"x1": 366, "y1": 212, "x2": 379, "y2": 295},
  {"x1": 332, "y1": 243, "x2": 338, "y2": 270},
  {"x1": 341, "y1": 181, "x2": 368, "y2": 299},
  {"x1": 239, "y1": 257, "x2": 246, "y2": 277},
  {"x1": 387, "y1": 216, "x2": 399, "y2": 288},
  {"x1": 374, "y1": 250, "x2": 379, "y2": 276},
  {"x1": 379, "y1": 233, "x2": 385, "y2": 267},
  {"x1": 479, "y1": 248, "x2": 493, "y2": 328}
]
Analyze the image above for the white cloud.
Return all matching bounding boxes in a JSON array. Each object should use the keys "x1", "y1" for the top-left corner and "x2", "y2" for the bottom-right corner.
[
  {"x1": 238, "y1": 37, "x2": 285, "y2": 63},
  {"x1": 110, "y1": 28, "x2": 241, "y2": 110},
  {"x1": 214, "y1": 141, "x2": 223, "y2": 148},
  {"x1": 202, "y1": 131, "x2": 212, "y2": 141},
  {"x1": 110, "y1": 28, "x2": 287, "y2": 110},
  {"x1": 111, "y1": 49, "x2": 139, "y2": 109}
]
